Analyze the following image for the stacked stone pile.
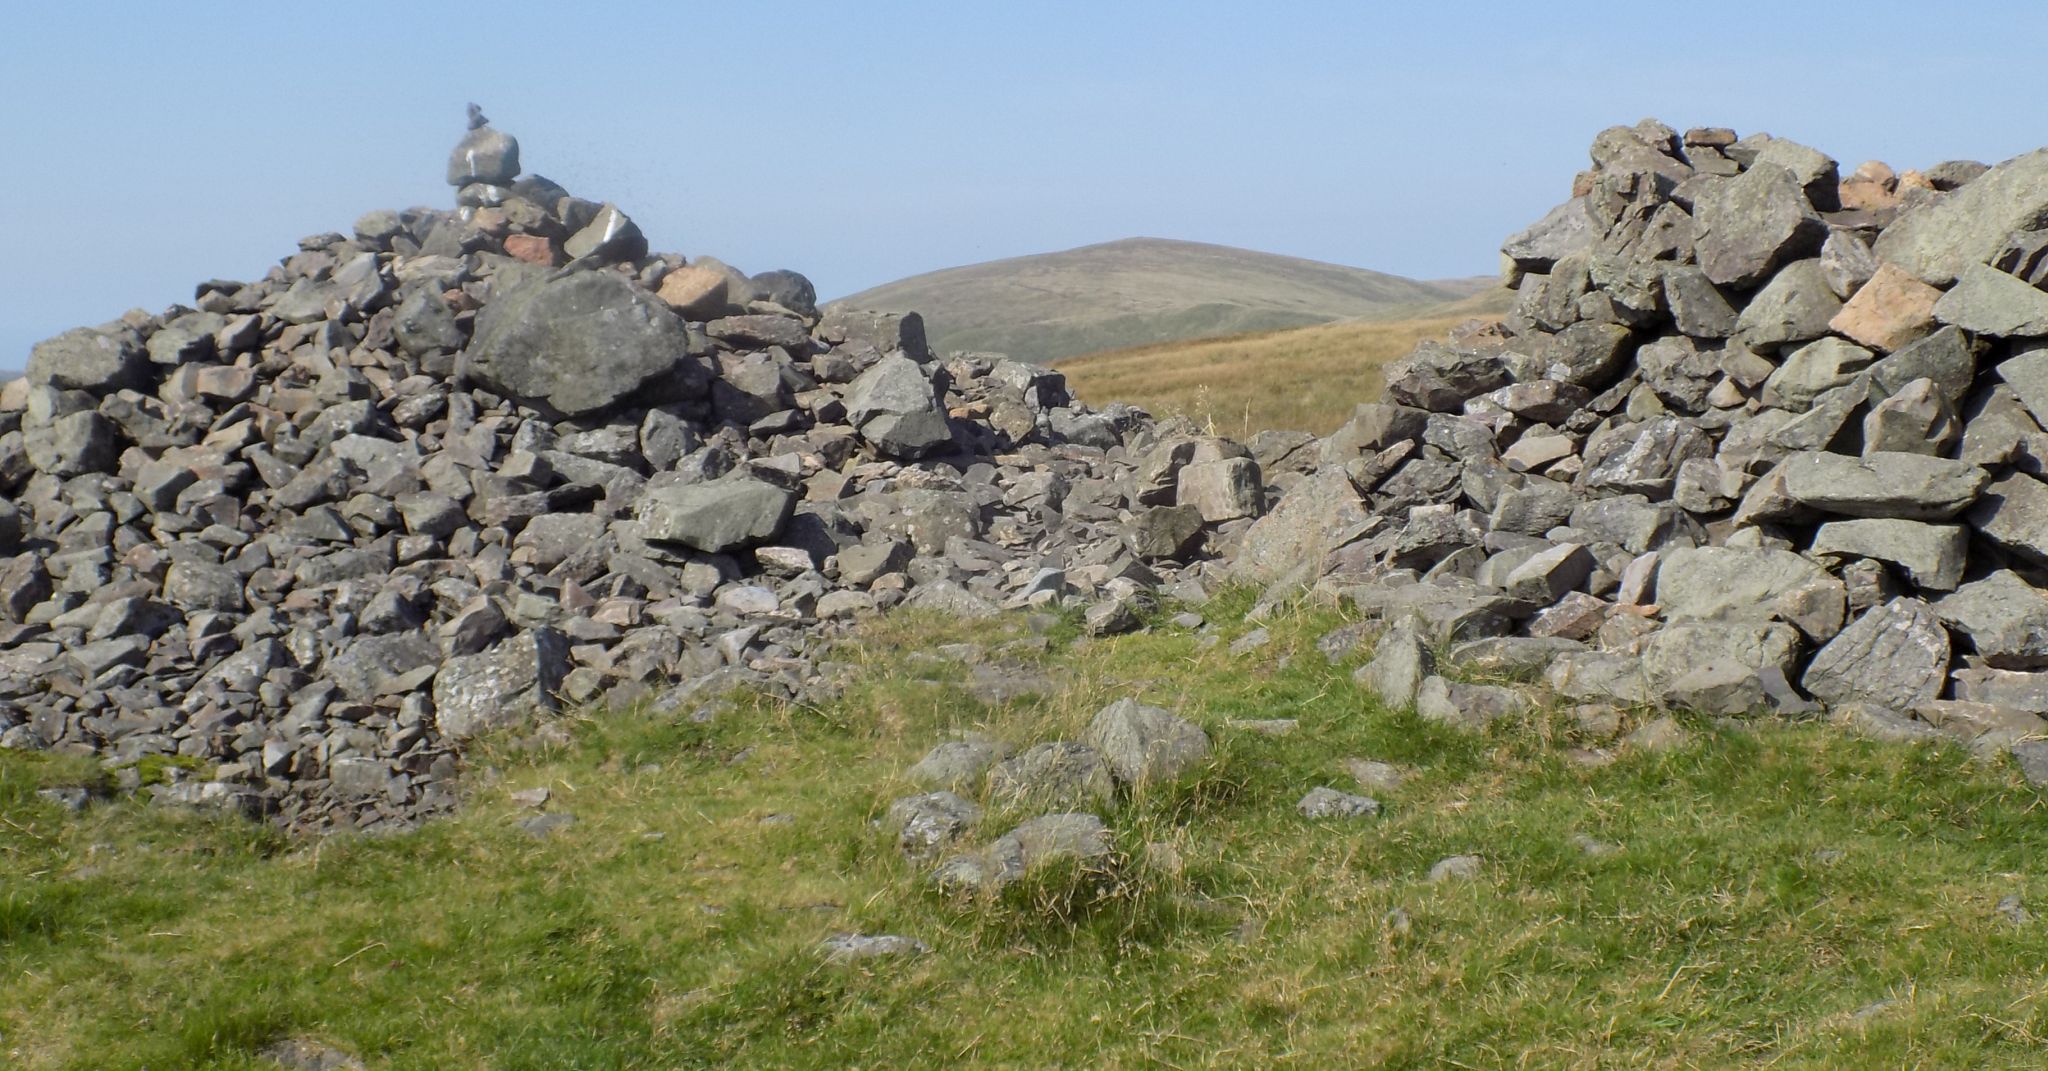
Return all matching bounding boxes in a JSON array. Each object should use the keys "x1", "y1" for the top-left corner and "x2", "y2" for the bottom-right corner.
[
  {"x1": 1231, "y1": 120, "x2": 2048, "y2": 767},
  {"x1": 0, "y1": 112, "x2": 1260, "y2": 831}
]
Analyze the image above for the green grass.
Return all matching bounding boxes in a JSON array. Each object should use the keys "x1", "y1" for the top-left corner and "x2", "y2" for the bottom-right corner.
[{"x1": 6, "y1": 595, "x2": 2048, "y2": 1068}]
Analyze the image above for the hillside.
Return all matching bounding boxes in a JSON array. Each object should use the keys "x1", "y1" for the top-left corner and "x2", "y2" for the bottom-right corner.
[
  {"x1": 829, "y1": 237, "x2": 1494, "y2": 363},
  {"x1": 1057, "y1": 286, "x2": 1514, "y2": 438}
]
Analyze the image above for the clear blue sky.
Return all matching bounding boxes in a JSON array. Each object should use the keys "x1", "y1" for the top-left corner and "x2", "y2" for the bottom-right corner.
[{"x1": 5, "y1": 1, "x2": 2045, "y2": 367}]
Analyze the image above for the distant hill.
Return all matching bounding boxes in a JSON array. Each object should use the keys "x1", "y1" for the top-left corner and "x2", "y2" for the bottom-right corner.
[
  {"x1": 828, "y1": 237, "x2": 1495, "y2": 364},
  {"x1": 1057, "y1": 287, "x2": 1515, "y2": 438}
]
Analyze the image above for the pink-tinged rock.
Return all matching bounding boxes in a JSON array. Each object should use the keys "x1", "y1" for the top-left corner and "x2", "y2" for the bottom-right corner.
[{"x1": 1829, "y1": 263, "x2": 1942, "y2": 353}]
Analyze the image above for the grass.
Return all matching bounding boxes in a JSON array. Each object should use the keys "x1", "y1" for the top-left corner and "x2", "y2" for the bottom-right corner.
[
  {"x1": 1057, "y1": 309, "x2": 1502, "y2": 438},
  {"x1": 6, "y1": 593, "x2": 2048, "y2": 1068}
]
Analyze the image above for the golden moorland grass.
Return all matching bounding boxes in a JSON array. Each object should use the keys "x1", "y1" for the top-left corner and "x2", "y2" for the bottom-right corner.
[{"x1": 1054, "y1": 287, "x2": 1513, "y2": 438}]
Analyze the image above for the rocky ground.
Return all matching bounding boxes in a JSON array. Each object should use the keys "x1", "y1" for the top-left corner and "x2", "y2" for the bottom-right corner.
[{"x1": 6, "y1": 115, "x2": 2048, "y2": 851}]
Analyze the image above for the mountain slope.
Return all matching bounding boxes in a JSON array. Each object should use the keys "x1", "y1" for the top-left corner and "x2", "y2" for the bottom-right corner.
[{"x1": 829, "y1": 237, "x2": 1493, "y2": 363}]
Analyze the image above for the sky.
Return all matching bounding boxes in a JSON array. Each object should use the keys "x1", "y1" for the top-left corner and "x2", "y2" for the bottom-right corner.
[{"x1": 5, "y1": 1, "x2": 2047, "y2": 368}]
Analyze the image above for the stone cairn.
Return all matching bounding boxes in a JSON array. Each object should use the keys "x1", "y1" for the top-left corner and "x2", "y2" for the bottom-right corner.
[
  {"x1": 1223, "y1": 119, "x2": 2048, "y2": 774},
  {"x1": 0, "y1": 110, "x2": 1266, "y2": 831}
]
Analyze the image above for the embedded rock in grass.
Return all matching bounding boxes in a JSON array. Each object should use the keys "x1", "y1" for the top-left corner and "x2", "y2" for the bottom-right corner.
[
  {"x1": 1084, "y1": 698, "x2": 1212, "y2": 788},
  {"x1": 886, "y1": 791, "x2": 983, "y2": 862},
  {"x1": 985, "y1": 742, "x2": 1115, "y2": 809},
  {"x1": 820, "y1": 933, "x2": 931, "y2": 963},
  {"x1": 1414, "y1": 675, "x2": 1530, "y2": 731},
  {"x1": 1426, "y1": 854, "x2": 1484, "y2": 883},
  {"x1": 1296, "y1": 787, "x2": 1382, "y2": 819},
  {"x1": 907, "y1": 740, "x2": 1011, "y2": 792},
  {"x1": 1356, "y1": 624, "x2": 1434, "y2": 708},
  {"x1": 933, "y1": 813, "x2": 1114, "y2": 895}
]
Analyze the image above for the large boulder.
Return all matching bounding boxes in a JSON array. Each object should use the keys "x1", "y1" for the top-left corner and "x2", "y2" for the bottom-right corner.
[
  {"x1": 1690, "y1": 163, "x2": 1826, "y2": 289},
  {"x1": 843, "y1": 354, "x2": 950, "y2": 458},
  {"x1": 1777, "y1": 450, "x2": 1990, "y2": 520},
  {"x1": 27, "y1": 325, "x2": 146, "y2": 393},
  {"x1": 447, "y1": 124, "x2": 520, "y2": 186},
  {"x1": 1655, "y1": 545, "x2": 1845, "y2": 642},
  {"x1": 1230, "y1": 468, "x2": 1373, "y2": 584},
  {"x1": 1084, "y1": 699, "x2": 1211, "y2": 788},
  {"x1": 1874, "y1": 147, "x2": 2048, "y2": 286},
  {"x1": 1808, "y1": 519, "x2": 1968, "y2": 592},
  {"x1": 463, "y1": 270, "x2": 694, "y2": 418},
  {"x1": 637, "y1": 475, "x2": 796, "y2": 553},
  {"x1": 432, "y1": 628, "x2": 570, "y2": 740},
  {"x1": 1801, "y1": 598, "x2": 1951, "y2": 711}
]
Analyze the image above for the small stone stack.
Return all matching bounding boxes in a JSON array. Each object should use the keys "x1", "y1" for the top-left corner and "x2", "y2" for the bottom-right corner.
[
  {"x1": 1232, "y1": 120, "x2": 2048, "y2": 763},
  {"x1": 0, "y1": 111, "x2": 1261, "y2": 831}
]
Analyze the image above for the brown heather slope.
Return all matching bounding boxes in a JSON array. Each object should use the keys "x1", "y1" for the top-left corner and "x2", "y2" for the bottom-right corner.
[
  {"x1": 829, "y1": 237, "x2": 1494, "y2": 364},
  {"x1": 1055, "y1": 286, "x2": 1515, "y2": 438}
]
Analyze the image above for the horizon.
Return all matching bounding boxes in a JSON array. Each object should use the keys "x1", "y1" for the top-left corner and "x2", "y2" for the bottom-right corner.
[{"x1": 6, "y1": 1, "x2": 2047, "y2": 369}]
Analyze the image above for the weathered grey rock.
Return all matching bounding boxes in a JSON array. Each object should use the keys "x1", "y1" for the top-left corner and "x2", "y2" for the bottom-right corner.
[
  {"x1": 1642, "y1": 620, "x2": 1801, "y2": 714},
  {"x1": 844, "y1": 354, "x2": 948, "y2": 459},
  {"x1": 1999, "y1": 345, "x2": 2048, "y2": 428},
  {"x1": 1490, "y1": 482, "x2": 1578, "y2": 536},
  {"x1": 1933, "y1": 262, "x2": 2048, "y2": 338},
  {"x1": 1664, "y1": 265, "x2": 1740, "y2": 338},
  {"x1": 1934, "y1": 571, "x2": 2048, "y2": 669},
  {"x1": 24, "y1": 411, "x2": 115, "y2": 477},
  {"x1": 1862, "y1": 378, "x2": 1959, "y2": 457},
  {"x1": 1761, "y1": 337, "x2": 1874, "y2": 412},
  {"x1": 885, "y1": 791, "x2": 982, "y2": 862},
  {"x1": 1966, "y1": 473, "x2": 2048, "y2": 565},
  {"x1": 26, "y1": 325, "x2": 145, "y2": 393},
  {"x1": 1953, "y1": 667, "x2": 2048, "y2": 715},
  {"x1": 1778, "y1": 450, "x2": 1989, "y2": 520},
  {"x1": 1872, "y1": 326, "x2": 1979, "y2": 408},
  {"x1": 432, "y1": 628, "x2": 570, "y2": 739},
  {"x1": 1231, "y1": 468, "x2": 1373, "y2": 584},
  {"x1": 447, "y1": 124, "x2": 520, "y2": 186},
  {"x1": 1578, "y1": 417, "x2": 1712, "y2": 496},
  {"x1": 1819, "y1": 228, "x2": 1881, "y2": 299},
  {"x1": 820, "y1": 933, "x2": 931, "y2": 963},
  {"x1": 934, "y1": 813, "x2": 1113, "y2": 895},
  {"x1": 1126, "y1": 504, "x2": 1205, "y2": 561},
  {"x1": 1503, "y1": 542, "x2": 1595, "y2": 604},
  {"x1": 1874, "y1": 147, "x2": 2048, "y2": 285},
  {"x1": 907, "y1": 740, "x2": 1008, "y2": 791},
  {"x1": 464, "y1": 270, "x2": 693, "y2": 418},
  {"x1": 1809, "y1": 519, "x2": 1968, "y2": 592},
  {"x1": 1385, "y1": 342, "x2": 1513, "y2": 410},
  {"x1": 1357, "y1": 624, "x2": 1434, "y2": 708},
  {"x1": 1568, "y1": 495, "x2": 1703, "y2": 555},
  {"x1": 327, "y1": 633, "x2": 441, "y2": 701},
  {"x1": 1656, "y1": 545, "x2": 1845, "y2": 642},
  {"x1": 1542, "y1": 322, "x2": 1635, "y2": 387},
  {"x1": 563, "y1": 203, "x2": 646, "y2": 262},
  {"x1": 1735, "y1": 260, "x2": 1843, "y2": 350},
  {"x1": 1415, "y1": 675, "x2": 1530, "y2": 730},
  {"x1": 1177, "y1": 457, "x2": 1262, "y2": 522},
  {"x1": 1085, "y1": 698, "x2": 1212, "y2": 787},
  {"x1": 1427, "y1": 854, "x2": 1484, "y2": 883},
  {"x1": 1691, "y1": 163, "x2": 1827, "y2": 288},
  {"x1": 1802, "y1": 598, "x2": 1951, "y2": 711},
  {"x1": 1501, "y1": 197, "x2": 1595, "y2": 274},
  {"x1": 985, "y1": 742, "x2": 1115, "y2": 808},
  {"x1": 637, "y1": 475, "x2": 795, "y2": 552},
  {"x1": 1296, "y1": 787, "x2": 1382, "y2": 819}
]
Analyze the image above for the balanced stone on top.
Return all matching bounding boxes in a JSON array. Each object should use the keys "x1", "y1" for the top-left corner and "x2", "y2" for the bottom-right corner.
[{"x1": 447, "y1": 103, "x2": 520, "y2": 187}]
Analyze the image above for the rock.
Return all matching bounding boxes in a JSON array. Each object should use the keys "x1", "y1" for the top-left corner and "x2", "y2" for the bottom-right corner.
[
  {"x1": 1231, "y1": 468, "x2": 1373, "y2": 584},
  {"x1": 1501, "y1": 197, "x2": 1595, "y2": 274},
  {"x1": 985, "y1": 742, "x2": 1115, "y2": 808},
  {"x1": 1664, "y1": 266, "x2": 1740, "y2": 338},
  {"x1": 1541, "y1": 323, "x2": 1634, "y2": 387},
  {"x1": 1414, "y1": 675, "x2": 1530, "y2": 730},
  {"x1": 1862, "y1": 378, "x2": 1959, "y2": 457},
  {"x1": 1999, "y1": 346, "x2": 2048, "y2": 428},
  {"x1": 1084, "y1": 698, "x2": 1211, "y2": 788},
  {"x1": 1127, "y1": 504, "x2": 1205, "y2": 561},
  {"x1": 1777, "y1": 450, "x2": 1989, "y2": 520},
  {"x1": 1953, "y1": 667, "x2": 2048, "y2": 715},
  {"x1": 1933, "y1": 571, "x2": 2048, "y2": 669},
  {"x1": 655, "y1": 264, "x2": 734, "y2": 319},
  {"x1": 1735, "y1": 260, "x2": 1842, "y2": 350},
  {"x1": 934, "y1": 813, "x2": 1114, "y2": 895},
  {"x1": 26, "y1": 325, "x2": 145, "y2": 393},
  {"x1": 885, "y1": 791, "x2": 982, "y2": 862},
  {"x1": 1819, "y1": 229, "x2": 1880, "y2": 298},
  {"x1": 24, "y1": 411, "x2": 116, "y2": 477},
  {"x1": 1966, "y1": 473, "x2": 2048, "y2": 566},
  {"x1": 1296, "y1": 787, "x2": 1381, "y2": 819},
  {"x1": 1386, "y1": 342, "x2": 1513, "y2": 409},
  {"x1": 562, "y1": 203, "x2": 647, "y2": 263},
  {"x1": 447, "y1": 124, "x2": 519, "y2": 186},
  {"x1": 1829, "y1": 263, "x2": 1942, "y2": 352},
  {"x1": 1808, "y1": 518, "x2": 1968, "y2": 592},
  {"x1": 1872, "y1": 325, "x2": 1979, "y2": 408},
  {"x1": 1691, "y1": 163, "x2": 1826, "y2": 288},
  {"x1": 432, "y1": 628, "x2": 571, "y2": 739},
  {"x1": 1177, "y1": 457, "x2": 1262, "y2": 522},
  {"x1": 1426, "y1": 854, "x2": 1483, "y2": 883},
  {"x1": 1801, "y1": 598, "x2": 1950, "y2": 711},
  {"x1": 1933, "y1": 262, "x2": 2048, "y2": 338},
  {"x1": 637, "y1": 475, "x2": 795, "y2": 552},
  {"x1": 463, "y1": 270, "x2": 695, "y2": 418},
  {"x1": 1655, "y1": 545, "x2": 1845, "y2": 642},
  {"x1": 821, "y1": 933, "x2": 930, "y2": 963},
  {"x1": 1357, "y1": 624, "x2": 1434, "y2": 708},
  {"x1": 907, "y1": 741, "x2": 1008, "y2": 791},
  {"x1": 1623, "y1": 716, "x2": 1691, "y2": 751},
  {"x1": 1874, "y1": 147, "x2": 2048, "y2": 285},
  {"x1": 844, "y1": 354, "x2": 949, "y2": 458},
  {"x1": 1578, "y1": 417, "x2": 1711, "y2": 496}
]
